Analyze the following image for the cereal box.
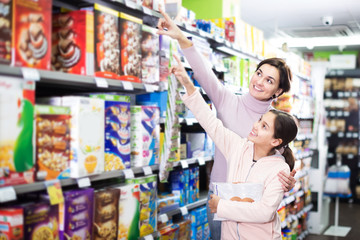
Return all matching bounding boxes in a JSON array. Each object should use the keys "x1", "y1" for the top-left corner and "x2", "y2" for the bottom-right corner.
[
  {"x1": 52, "y1": 10, "x2": 94, "y2": 75},
  {"x1": 90, "y1": 94, "x2": 131, "y2": 171},
  {"x1": 117, "y1": 184, "x2": 140, "y2": 240},
  {"x1": 119, "y1": 12, "x2": 142, "y2": 83},
  {"x1": 35, "y1": 105, "x2": 71, "y2": 181},
  {"x1": 130, "y1": 106, "x2": 160, "y2": 167},
  {"x1": 94, "y1": 3, "x2": 120, "y2": 79},
  {"x1": 0, "y1": 208, "x2": 23, "y2": 240},
  {"x1": 93, "y1": 188, "x2": 120, "y2": 240},
  {"x1": 0, "y1": 77, "x2": 35, "y2": 187},
  {"x1": 63, "y1": 97, "x2": 104, "y2": 178},
  {"x1": 0, "y1": 0, "x2": 12, "y2": 64},
  {"x1": 12, "y1": 0, "x2": 52, "y2": 69},
  {"x1": 60, "y1": 188, "x2": 94, "y2": 240},
  {"x1": 141, "y1": 25, "x2": 159, "y2": 85}
]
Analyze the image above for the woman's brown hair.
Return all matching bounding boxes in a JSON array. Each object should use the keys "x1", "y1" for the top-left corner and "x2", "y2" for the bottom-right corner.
[
  {"x1": 256, "y1": 58, "x2": 293, "y2": 97},
  {"x1": 270, "y1": 109, "x2": 298, "y2": 171}
]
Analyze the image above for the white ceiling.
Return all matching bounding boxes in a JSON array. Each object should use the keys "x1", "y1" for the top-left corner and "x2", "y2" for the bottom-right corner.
[{"x1": 240, "y1": 0, "x2": 360, "y2": 51}]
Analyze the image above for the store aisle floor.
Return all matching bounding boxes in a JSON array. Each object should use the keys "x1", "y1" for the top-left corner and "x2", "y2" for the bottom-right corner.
[{"x1": 306, "y1": 199, "x2": 360, "y2": 240}]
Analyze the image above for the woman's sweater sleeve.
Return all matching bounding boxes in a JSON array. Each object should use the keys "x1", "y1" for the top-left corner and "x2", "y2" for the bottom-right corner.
[
  {"x1": 216, "y1": 166, "x2": 289, "y2": 223},
  {"x1": 182, "y1": 46, "x2": 238, "y2": 111},
  {"x1": 182, "y1": 90, "x2": 246, "y2": 161}
]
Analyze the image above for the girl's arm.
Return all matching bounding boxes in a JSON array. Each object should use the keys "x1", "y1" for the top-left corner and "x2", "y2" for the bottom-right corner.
[
  {"x1": 215, "y1": 167, "x2": 289, "y2": 223},
  {"x1": 157, "y1": 8, "x2": 238, "y2": 112},
  {"x1": 171, "y1": 56, "x2": 246, "y2": 162}
]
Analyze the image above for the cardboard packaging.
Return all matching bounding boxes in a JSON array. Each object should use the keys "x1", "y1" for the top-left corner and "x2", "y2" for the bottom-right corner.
[
  {"x1": 0, "y1": 0, "x2": 12, "y2": 64},
  {"x1": 119, "y1": 12, "x2": 142, "y2": 83},
  {"x1": 0, "y1": 76, "x2": 35, "y2": 187},
  {"x1": 60, "y1": 188, "x2": 94, "y2": 240},
  {"x1": 35, "y1": 105, "x2": 71, "y2": 181},
  {"x1": 90, "y1": 94, "x2": 131, "y2": 171},
  {"x1": 94, "y1": 3, "x2": 120, "y2": 79},
  {"x1": 141, "y1": 25, "x2": 159, "y2": 85},
  {"x1": 130, "y1": 106, "x2": 160, "y2": 167},
  {"x1": 52, "y1": 10, "x2": 94, "y2": 75},
  {"x1": 117, "y1": 184, "x2": 140, "y2": 240},
  {"x1": 0, "y1": 208, "x2": 24, "y2": 240},
  {"x1": 93, "y1": 188, "x2": 120, "y2": 240},
  {"x1": 12, "y1": 0, "x2": 52, "y2": 69}
]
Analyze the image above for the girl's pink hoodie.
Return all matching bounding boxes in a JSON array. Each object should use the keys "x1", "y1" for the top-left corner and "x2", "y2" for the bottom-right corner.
[{"x1": 182, "y1": 90, "x2": 290, "y2": 240}]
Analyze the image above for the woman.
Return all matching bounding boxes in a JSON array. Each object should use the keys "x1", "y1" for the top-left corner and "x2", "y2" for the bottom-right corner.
[
  {"x1": 157, "y1": 9, "x2": 296, "y2": 239},
  {"x1": 171, "y1": 55, "x2": 298, "y2": 239}
]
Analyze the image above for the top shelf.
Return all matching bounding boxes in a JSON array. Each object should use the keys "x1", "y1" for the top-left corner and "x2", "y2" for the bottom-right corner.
[{"x1": 326, "y1": 69, "x2": 360, "y2": 78}]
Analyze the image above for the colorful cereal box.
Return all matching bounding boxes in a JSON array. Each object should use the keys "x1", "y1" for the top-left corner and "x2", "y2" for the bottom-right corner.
[
  {"x1": 141, "y1": 25, "x2": 159, "y2": 85},
  {"x1": 0, "y1": 208, "x2": 24, "y2": 240},
  {"x1": 0, "y1": 77, "x2": 35, "y2": 187}
]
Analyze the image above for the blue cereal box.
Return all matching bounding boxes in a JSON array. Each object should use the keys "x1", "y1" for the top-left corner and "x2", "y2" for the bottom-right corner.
[
  {"x1": 91, "y1": 94, "x2": 131, "y2": 171},
  {"x1": 169, "y1": 169, "x2": 187, "y2": 206}
]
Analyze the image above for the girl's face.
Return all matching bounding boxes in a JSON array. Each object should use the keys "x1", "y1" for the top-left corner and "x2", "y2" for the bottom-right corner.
[
  {"x1": 249, "y1": 64, "x2": 283, "y2": 101},
  {"x1": 247, "y1": 112, "x2": 281, "y2": 148}
]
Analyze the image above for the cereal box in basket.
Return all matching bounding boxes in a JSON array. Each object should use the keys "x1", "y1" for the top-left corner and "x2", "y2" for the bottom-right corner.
[
  {"x1": 35, "y1": 105, "x2": 71, "y2": 181},
  {"x1": 12, "y1": 0, "x2": 52, "y2": 70},
  {"x1": 52, "y1": 10, "x2": 94, "y2": 75},
  {"x1": 0, "y1": 77, "x2": 35, "y2": 187},
  {"x1": 90, "y1": 94, "x2": 131, "y2": 171}
]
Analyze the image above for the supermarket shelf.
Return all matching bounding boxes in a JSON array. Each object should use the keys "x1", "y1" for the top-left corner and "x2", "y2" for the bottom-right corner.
[
  {"x1": 325, "y1": 110, "x2": 351, "y2": 118},
  {"x1": 279, "y1": 190, "x2": 305, "y2": 209},
  {"x1": 325, "y1": 131, "x2": 359, "y2": 139},
  {"x1": 324, "y1": 90, "x2": 358, "y2": 99},
  {"x1": 327, "y1": 152, "x2": 358, "y2": 160},
  {"x1": 326, "y1": 69, "x2": 360, "y2": 78},
  {"x1": 295, "y1": 133, "x2": 313, "y2": 141},
  {"x1": 295, "y1": 73, "x2": 311, "y2": 82},
  {"x1": 281, "y1": 203, "x2": 313, "y2": 229},
  {"x1": 173, "y1": 156, "x2": 213, "y2": 167},
  {"x1": 295, "y1": 150, "x2": 313, "y2": 160},
  {"x1": 294, "y1": 169, "x2": 309, "y2": 180},
  {"x1": 297, "y1": 230, "x2": 309, "y2": 240}
]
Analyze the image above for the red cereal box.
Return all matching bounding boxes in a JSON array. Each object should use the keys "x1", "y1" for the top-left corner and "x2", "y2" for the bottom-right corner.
[
  {"x1": 12, "y1": 0, "x2": 52, "y2": 70},
  {"x1": 0, "y1": 208, "x2": 24, "y2": 240},
  {"x1": 52, "y1": 10, "x2": 94, "y2": 75}
]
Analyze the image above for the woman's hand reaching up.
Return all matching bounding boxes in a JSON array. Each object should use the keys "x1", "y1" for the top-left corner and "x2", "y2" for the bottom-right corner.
[{"x1": 170, "y1": 55, "x2": 196, "y2": 95}]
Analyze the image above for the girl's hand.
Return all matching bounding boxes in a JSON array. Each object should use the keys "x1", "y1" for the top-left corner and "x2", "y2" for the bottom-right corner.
[
  {"x1": 170, "y1": 55, "x2": 196, "y2": 95},
  {"x1": 278, "y1": 169, "x2": 296, "y2": 192},
  {"x1": 208, "y1": 194, "x2": 220, "y2": 213},
  {"x1": 156, "y1": 8, "x2": 193, "y2": 49}
]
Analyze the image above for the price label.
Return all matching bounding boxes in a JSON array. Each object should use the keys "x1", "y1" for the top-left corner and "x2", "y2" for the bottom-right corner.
[
  {"x1": 180, "y1": 160, "x2": 189, "y2": 169},
  {"x1": 143, "y1": 6, "x2": 153, "y2": 15},
  {"x1": 338, "y1": 92, "x2": 344, "y2": 98},
  {"x1": 159, "y1": 214, "x2": 169, "y2": 223},
  {"x1": 180, "y1": 206, "x2": 188, "y2": 215},
  {"x1": 95, "y1": 77, "x2": 109, "y2": 88},
  {"x1": 225, "y1": 41, "x2": 231, "y2": 47},
  {"x1": 353, "y1": 132, "x2": 358, "y2": 138},
  {"x1": 336, "y1": 111, "x2": 343, "y2": 117},
  {"x1": 351, "y1": 92, "x2": 357, "y2": 97},
  {"x1": 77, "y1": 177, "x2": 91, "y2": 188},
  {"x1": 124, "y1": 0, "x2": 137, "y2": 9},
  {"x1": 144, "y1": 235, "x2": 154, "y2": 240},
  {"x1": 21, "y1": 67, "x2": 40, "y2": 81},
  {"x1": 338, "y1": 132, "x2": 344, "y2": 138},
  {"x1": 0, "y1": 187, "x2": 16, "y2": 203},
  {"x1": 325, "y1": 91, "x2": 332, "y2": 98},
  {"x1": 198, "y1": 157, "x2": 205, "y2": 166},
  {"x1": 346, "y1": 132, "x2": 352, "y2": 138},
  {"x1": 45, "y1": 180, "x2": 64, "y2": 205},
  {"x1": 123, "y1": 169, "x2": 135, "y2": 179},
  {"x1": 344, "y1": 92, "x2": 350, "y2": 97},
  {"x1": 143, "y1": 166, "x2": 153, "y2": 175},
  {"x1": 185, "y1": 118, "x2": 193, "y2": 125},
  {"x1": 329, "y1": 111, "x2": 335, "y2": 117},
  {"x1": 348, "y1": 154, "x2": 354, "y2": 159},
  {"x1": 144, "y1": 84, "x2": 155, "y2": 92},
  {"x1": 326, "y1": 132, "x2": 331, "y2": 137},
  {"x1": 122, "y1": 81, "x2": 134, "y2": 91},
  {"x1": 344, "y1": 111, "x2": 350, "y2": 117}
]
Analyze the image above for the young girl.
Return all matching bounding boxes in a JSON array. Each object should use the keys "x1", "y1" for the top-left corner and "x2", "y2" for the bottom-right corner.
[
  {"x1": 171, "y1": 55, "x2": 298, "y2": 239},
  {"x1": 157, "y1": 9, "x2": 296, "y2": 239}
]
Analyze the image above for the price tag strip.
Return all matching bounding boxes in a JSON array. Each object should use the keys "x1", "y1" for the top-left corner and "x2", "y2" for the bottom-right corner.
[
  {"x1": 144, "y1": 84, "x2": 155, "y2": 92},
  {"x1": 142, "y1": 6, "x2": 153, "y2": 15},
  {"x1": 77, "y1": 177, "x2": 91, "y2": 188},
  {"x1": 180, "y1": 206, "x2": 188, "y2": 216},
  {"x1": 45, "y1": 179, "x2": 64, "y2": 205},
  {"x1": 143, "y1": 235, "x2": 154, "y2": 240},
  {"x1": 159, "y1": 214, "x2": 169, "y2": 223},
  {"x1": 0, "y1": 186, "x2": 17, "y2": 203},
  {"x1": 198, "y1": 157, "x2": 205, "y2": 166},
  {"x1": 95, "y1": 77, "x2": 109, "y2": 88},
  {"x1": 143, "y1": 166, "x2": 153, "y2": 176},
  {"x1": 21, "y1": 67, "x2": 40, "y2": 81},
  {"x1": 180, "y1": 160, "x2": 189, "y2": 169},
  {"x1": 123, "y1": 169, "x2": 135, "y2": 179},
  {"x1": 122, "y1": 81, "x2": 134, "y2": 91}
]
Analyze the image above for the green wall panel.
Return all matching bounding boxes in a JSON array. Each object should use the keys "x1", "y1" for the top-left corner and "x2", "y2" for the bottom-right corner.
[{"x1": 182, "y1": 0, "x2": 223, "y2": 19}]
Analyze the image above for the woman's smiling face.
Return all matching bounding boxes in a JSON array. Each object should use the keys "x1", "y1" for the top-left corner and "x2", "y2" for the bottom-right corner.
[{"x1": 249, "y1": 64, "x2": 283, "y2": 101}]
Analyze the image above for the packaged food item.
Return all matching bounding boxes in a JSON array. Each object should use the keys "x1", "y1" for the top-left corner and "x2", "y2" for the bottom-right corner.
[
  {"x1": 127, "y1": 175, "x2": 157, "y2": 237},
  {"x1": 0, "y1": 77, "x2": 35, "y2": 187},
  {"x1": 12, "y1": 0, "x2": 52, "y2": 69},
  {"x1": 159, "y1": 224, "x2": 179, "y2": 240},
  {"x1": 46, "y1": 96, "x2": 105, "y2": 178},
  {"x1": 0, "y1": 0, "x2": 12, "y2": 64},
  {"x1": 159, "y1": 35, "x2": 170, "y2": 84},
  {"x1": 177, "y1": 220, "x2": 191, "y2": 240},
  {"x1": 60, "y1": 188, "x2": 94, "y2": 240},
  {"x1": 169, "y1": 169, "x2": 188, "y2": 206},
  {"x1": 94, "y1": 3, "x2": 120, "y2": 79},
  {"x1": 20, "y1": 202, "x2": 59, "y2": 240},
  {"x1": 90, "y1": 94, "x2": 131, "y2": 171},
  {"x1": 117, "y1": 184, "x2": 140, "y2": 240},
  {"x1": 35, "y1": 105, "x2": 71, "y2": 180},
  {"x1": 52, "y1": 10, "x2": 94, "y2": 75},
  {"x1": 119, "y1": 12, "x2": 142, "y2": 83},
  {"x1": 141, "y1": 25, "x2": 159, "y2": 85},
  {"x1": 130, "y1": 106, "x2": 160, "y2": 167},
  {"x1": 93, "y1": 188, "x2": 120, "y2": 240},
  {"x1": 0, "y1": 208, "x2": 24, "y2": 240}
]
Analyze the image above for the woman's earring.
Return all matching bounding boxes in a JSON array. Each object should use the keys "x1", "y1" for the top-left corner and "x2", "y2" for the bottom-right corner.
[{"x1": 272, "y1": 94, "x2": 277, "y2": 99}]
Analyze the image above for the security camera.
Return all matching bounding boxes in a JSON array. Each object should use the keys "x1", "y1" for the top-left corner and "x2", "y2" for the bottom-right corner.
[{"x1": 322, "y1": 16, "x2": 333, "y2": 26}]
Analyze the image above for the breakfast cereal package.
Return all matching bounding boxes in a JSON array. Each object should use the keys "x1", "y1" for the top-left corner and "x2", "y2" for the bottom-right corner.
[
  {"x1": 0, "y1": 208, "x2": 24, "y2": 240},
  {"x1": 0, "y1": 76, "x2": 35, "y2": 187},
  {"x1": 52, "y1": 10, "x2": 94, "y2": 75},
  {"x1": 12, "y1": 0, "x2": 52, "y2": 69},
  {"x1": 141, "y1": 25, "x2": 159, "y2": 85}
]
